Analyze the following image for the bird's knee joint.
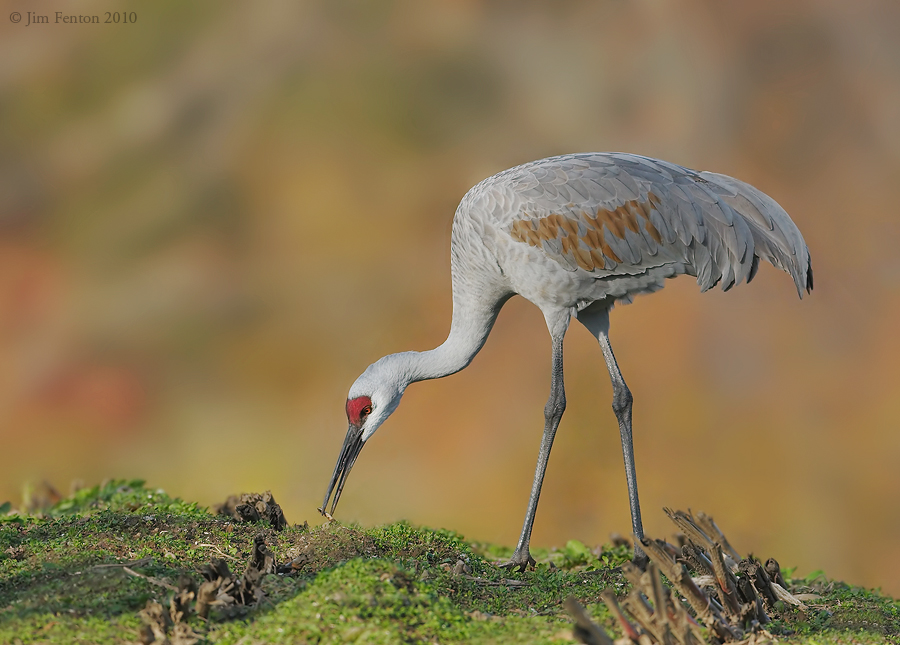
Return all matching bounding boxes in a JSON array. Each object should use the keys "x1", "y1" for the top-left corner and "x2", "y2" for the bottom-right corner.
[
  {"x1": 611, "y1": 387, "x2": 632, "y2": 415},
  {"x1": 544, "y1": 397, "x2": 566, "y2": 421}
]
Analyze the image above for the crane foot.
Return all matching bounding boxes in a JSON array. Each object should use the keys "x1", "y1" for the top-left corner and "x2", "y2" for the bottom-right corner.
[{"x1": 498, "y1": 548, "x2": 536, "y2": 572}]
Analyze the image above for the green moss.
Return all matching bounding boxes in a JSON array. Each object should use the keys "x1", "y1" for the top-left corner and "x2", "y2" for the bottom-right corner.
[
  {"x1": 1, "y1": 481, "x2": 897, "y2": 643},
  {"x1": 774, "y1": 577, "x2": 900, "y2": 642}
]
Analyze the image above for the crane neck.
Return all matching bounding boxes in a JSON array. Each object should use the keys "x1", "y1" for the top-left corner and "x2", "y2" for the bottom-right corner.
[{"x1": 406, "y1": 291, "x2": 510, "y2": 384}]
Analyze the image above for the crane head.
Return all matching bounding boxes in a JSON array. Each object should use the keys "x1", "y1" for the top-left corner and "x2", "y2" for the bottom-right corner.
[{"x1": 320, "y1": 358, "x2": 408, "y2": 517}]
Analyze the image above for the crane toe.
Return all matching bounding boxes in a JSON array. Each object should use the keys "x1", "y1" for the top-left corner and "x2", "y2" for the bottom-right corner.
[{"x1": 498, "y1": 548, "x2": 536, "y2": 572}]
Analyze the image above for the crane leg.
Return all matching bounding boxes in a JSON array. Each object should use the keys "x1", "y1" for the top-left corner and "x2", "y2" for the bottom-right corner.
[
  {"x1": 597, "y1": 329, "x2": 647, "y2": 566},
  {"x1": 501, "y1": 310, "x2": 569, "y2": 572},
  {"x1": 577, "y1": 304, "x2": 647, "y2": 566}
]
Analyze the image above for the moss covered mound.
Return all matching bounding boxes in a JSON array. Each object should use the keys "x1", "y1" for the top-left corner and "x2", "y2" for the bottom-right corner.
[{"x1": 1, "y1": 481, "x2": 897, "y2": 644}]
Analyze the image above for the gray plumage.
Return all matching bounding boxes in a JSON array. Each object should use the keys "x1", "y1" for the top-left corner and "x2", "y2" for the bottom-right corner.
[
  {"x1": 323, "y1": 152, "x2": 812, "y2": 570},
  {"x1": 461, "y1": 152, "x2": 811, "y2": 308}
]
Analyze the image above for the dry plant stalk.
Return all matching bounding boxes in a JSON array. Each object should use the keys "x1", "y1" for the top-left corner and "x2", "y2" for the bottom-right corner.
[
  {"x1": 564, "y1": 596, "x2": 616, "y2": 645},
  {"x1": 566, "y1": 508, "x2": 806, "y2": 645},
  {"x1": 139, "y1": 533, "x2": 276, "y2": 643}
]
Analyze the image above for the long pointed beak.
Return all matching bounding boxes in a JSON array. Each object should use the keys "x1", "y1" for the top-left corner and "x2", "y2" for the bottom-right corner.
[{"x1": 320, "y1": 424, "x2": 365, "y2": 516}]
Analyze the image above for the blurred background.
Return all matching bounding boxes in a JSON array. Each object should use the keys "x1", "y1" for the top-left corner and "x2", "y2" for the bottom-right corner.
[{"x1": 2, "y1": 0, "x2": 899, "y2": 594}]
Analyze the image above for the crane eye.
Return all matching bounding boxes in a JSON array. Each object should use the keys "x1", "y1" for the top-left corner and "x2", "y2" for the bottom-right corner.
[{"x1": 360, "y1": 405, "x2": 372, "y2": 419}]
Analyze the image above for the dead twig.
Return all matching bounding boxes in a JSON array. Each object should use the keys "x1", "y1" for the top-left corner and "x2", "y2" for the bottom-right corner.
[
  {"x1": 198, "y1": 543, "x2": 242, "y2": 563},
  {"x1": 92, "y1": 556, "x2": 154, "y2": 570},
  {"x1": 460, "y1": 574, "x2": 529, "y2": 587},
  {"x1": 600, "y1": 589, "x2": 643, "y2": 642},
  {"x1": 563, "y1": 596, "x2": 615, "y2": 645},
  {"x1": 123, "y1": 567, "x2": 178, "y2": 591},
  {"x1": 770, "y1": 581, "x2": 808, "y2": 611},
  {"x1": 579, "y1": 509, "x2": 803, "y2": 644}
]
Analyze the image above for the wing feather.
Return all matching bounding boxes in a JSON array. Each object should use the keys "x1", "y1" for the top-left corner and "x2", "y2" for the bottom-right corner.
[{"x1": 492, "y1": 153, "x2": 812, "y2": 297}]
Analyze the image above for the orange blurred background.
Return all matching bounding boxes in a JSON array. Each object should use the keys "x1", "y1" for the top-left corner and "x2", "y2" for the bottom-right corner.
[{"x1": 2, "y1": 0, "x2": 899, "y2": 594}]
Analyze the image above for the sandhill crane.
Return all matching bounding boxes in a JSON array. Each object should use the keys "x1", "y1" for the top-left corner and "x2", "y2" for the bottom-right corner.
[{"x1": 320, "y1": 152, "x2": 813, "y2": 570}]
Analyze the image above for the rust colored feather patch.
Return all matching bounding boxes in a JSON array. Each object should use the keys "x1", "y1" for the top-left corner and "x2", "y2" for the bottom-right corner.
[{"x1": 509, "y1": 194, "x2": 663, "y2": 270}]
